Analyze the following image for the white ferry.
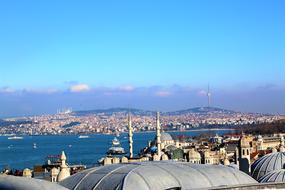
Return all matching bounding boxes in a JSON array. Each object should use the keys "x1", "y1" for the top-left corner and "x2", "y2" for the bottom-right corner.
[
  {"x1": 78, "y1": 135, "x2": 90, "y2": 139},
  {"x1": 8, "y1": 136, "x2": 23, "y2": 140}
]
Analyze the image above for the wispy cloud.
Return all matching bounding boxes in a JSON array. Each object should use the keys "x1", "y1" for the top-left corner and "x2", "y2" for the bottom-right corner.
[
  {"x1": 22, "y1": 88, "x2": 60, "y2": 94},
  {"x1": 0, "y1": 87, "x2": 15, "y2": 93},
  {"x1": 118, "y1": 85, "x2": 135, "y2": 92},
  {"x1": 197, "y1": 90, "x2": 207, "y2": 96},
  {"x1": 69, "y1": 84, "x2": 90, "y2": 93},
  {"x1": 155, "y1": 91, "x2": 172, "y2": 97}
]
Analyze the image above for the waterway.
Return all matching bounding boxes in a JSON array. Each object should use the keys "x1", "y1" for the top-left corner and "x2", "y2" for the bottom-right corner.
[{"x1": 0, "y1": 129, "x2": 235, "y2": 170}]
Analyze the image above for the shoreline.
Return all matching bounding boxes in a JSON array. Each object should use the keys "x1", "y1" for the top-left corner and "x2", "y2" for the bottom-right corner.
[{"x1": 0, "y1": 128, "x2": 236, "y2": 137}]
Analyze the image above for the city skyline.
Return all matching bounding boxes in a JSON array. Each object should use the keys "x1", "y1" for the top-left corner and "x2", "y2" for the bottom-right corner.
[{"x1": 0, "y1": 0, "x2": 285, "y2": 116}]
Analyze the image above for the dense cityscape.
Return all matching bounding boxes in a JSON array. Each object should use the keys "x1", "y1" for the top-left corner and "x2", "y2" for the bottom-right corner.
[{"x1": 0, "y1": 107, "x2": 279, "y2": 136}]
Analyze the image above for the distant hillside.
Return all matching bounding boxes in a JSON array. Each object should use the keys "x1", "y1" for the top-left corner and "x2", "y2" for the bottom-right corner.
[
  {"x1": 74, "y1": 108, "x2": 155, "y2": 116},
  {"x1": 239, "y1": 119, "x2": 285, "y2": 135},
  {"x1": 166, "y1": 107, "x2": 236, "y2": 116},
  {"x1": 0, "y1": 119, "x2": 33, "y2": 127},
  {"x1": 73, "y1": 107, "x2": 237, "y2": 116}
]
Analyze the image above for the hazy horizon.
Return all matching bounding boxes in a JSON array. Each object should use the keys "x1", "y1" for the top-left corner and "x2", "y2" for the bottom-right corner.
[{"x1": 1, "y1": 0, "x2": 285, "y2": 117}]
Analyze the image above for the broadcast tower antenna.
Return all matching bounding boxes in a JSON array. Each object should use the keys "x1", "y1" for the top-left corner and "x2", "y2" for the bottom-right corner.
[{"x1": 207, "y1": 83, "x2": 211, "y2": 108}]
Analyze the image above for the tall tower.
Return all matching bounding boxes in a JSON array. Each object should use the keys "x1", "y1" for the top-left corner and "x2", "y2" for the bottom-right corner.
[
  {"x1": 239, "y1": 135, "x2": 251, "y2": 174},
  {"x1": 156, "y1": 112, "x2": 162, "y2": 158},
  {"x1": 207, "y1": 83, "x2": 211, "y2": 108},
  {"x1": 128, "y1": 112, "x2": 133, "y2": 158}
]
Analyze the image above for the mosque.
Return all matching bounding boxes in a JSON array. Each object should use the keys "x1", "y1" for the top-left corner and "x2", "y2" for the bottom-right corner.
[{"x1": 2, "y1": 112, "x2": 285, "y2": 189}]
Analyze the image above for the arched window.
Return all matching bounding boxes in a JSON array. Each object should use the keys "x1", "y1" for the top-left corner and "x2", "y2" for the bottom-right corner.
[
  {"x1": 247, "y1": 149, "x2": 249, "y2": 155},
  {"x1": 243, "y1": 149, "x2": 245, "y2": 155}
]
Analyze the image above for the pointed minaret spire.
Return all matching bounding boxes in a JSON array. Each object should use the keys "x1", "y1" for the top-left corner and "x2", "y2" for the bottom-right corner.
[
  {"x1": 128, "y1": 112, "x2": 133, "y2": 158},
  {"x1": 156, "y1": 112, "x2": 161, "y2": 158},
  {"x1": 57, "y1": 151, "x2": 70, "y2": 181}
]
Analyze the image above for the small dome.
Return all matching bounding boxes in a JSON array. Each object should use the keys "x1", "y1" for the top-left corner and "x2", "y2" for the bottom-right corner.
[
  {"x1": 259, "y1": 169, "x2": 285, "y2": 183},
  {"x1": 60, "y1": 161, "x2": 257, "y2": 190},
  {"x1": 161, "y1": 132, "x2": 173, "y2": 141},
  {"x1": 165, "y1": 145, "x2": 177, "y2": 151},
  {"x1": 251, "y1": 152, "x2": 285, "y2": 180}
]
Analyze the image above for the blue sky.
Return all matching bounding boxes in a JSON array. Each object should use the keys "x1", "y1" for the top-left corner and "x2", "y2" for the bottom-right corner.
[{"x1": 0, "y1": 0, "x2": 285, "y2": 117}]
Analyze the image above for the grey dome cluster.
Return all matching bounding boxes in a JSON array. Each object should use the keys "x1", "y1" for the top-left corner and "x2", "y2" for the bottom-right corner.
[
  {"x1": 160, "y1": 132, "x2": 173, "y2": 141},
  {"x1": 251, "y1": 152, "x2": 285, "y2": 180},
  {"x1": 60, "y1": 161, "x2": 257, "y2": 190},
  {"x1": 259, "y1": 169, "x2": 285, "y2": 183}
]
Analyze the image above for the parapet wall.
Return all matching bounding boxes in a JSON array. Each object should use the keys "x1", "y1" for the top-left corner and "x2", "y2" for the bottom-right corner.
[{"x1": 207, "y1": 182, "x2": 285, "y2": 190}]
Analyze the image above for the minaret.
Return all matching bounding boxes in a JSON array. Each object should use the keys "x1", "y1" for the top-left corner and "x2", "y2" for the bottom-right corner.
[
  {"x1": 156, "y1": 112, "x2": 161, "y2": 158},
  {"x1": 128, "y1": 112, "x2": 133, "y2": 158},
  {"x1": 57, "y1": 151, "x2": 70, "y2": 181}
]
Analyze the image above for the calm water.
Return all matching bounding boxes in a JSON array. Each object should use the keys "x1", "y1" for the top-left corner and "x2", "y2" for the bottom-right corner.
[{"x1": 0, "y1": 129, "x2": 234, "y2": 170}]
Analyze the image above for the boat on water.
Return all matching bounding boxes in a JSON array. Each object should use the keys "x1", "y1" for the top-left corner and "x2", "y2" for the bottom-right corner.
[
  {"x1": 8, "y1": 136, "x2": 23, "y2": 140},
  {"x1": 78, "y1": 135, "x2": 90, "y2": 139},
  {"x1": 107, "y1": 146, "x2": 125, "y2": 155},
  {"x1": 112, "y1": 137, "x2": 120, "y2": 146},
  {"x1": 33, "y1": 143, "x2": 37, "y2": 149},
  {"x1": 107, "y1": 137, "x2": 125, "y2": 155}
]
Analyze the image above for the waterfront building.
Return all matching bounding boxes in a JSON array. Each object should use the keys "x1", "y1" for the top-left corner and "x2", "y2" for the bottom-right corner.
[
  {"x1": 203, "y1": 150, "x2": 221, "y2": 164},
  {"x1": 188, "y1": 149, "x2": 201, "y2": 164},
  {"x1": 50, "y1": 167, "x2": 59, "y2": 182}
]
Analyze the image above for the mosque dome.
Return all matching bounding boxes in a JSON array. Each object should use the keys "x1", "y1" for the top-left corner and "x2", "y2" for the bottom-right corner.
[
  {"x1": 165, "y1": 144, "x2": 177, "y2": 151},
  {"x1": 0, "y1": 175, "x2": 68, "y2": 190},
  {"x1": 251, "y1": 152, "x2": 285, "y2": 180},
  {"x1": 259, "y1": 169, "x2": 285, "y2": 183},
  {"x1": 60, "y1": 161, "x2": 257, "y2": 190},
  {"x1": 160, "y1": 132, "x2": 173, "y2": 142}
]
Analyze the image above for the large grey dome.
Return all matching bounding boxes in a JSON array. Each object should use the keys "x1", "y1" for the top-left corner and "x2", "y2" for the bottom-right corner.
[
  {"x1": 161, "y1": 132, "x2": 173, "y2": 141},
  {"x1": 0, "y1": 175, "x2": 68, "y2": 190},
  {"x1": 259, "y1": 169, "x2": 285, "y2": 183},
  {"x1": 251, "y1": 152, "x2": 285, "y2": 180},
  {"x1": 60, "y1": 161, "x2": 257, "y2": 190}
]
